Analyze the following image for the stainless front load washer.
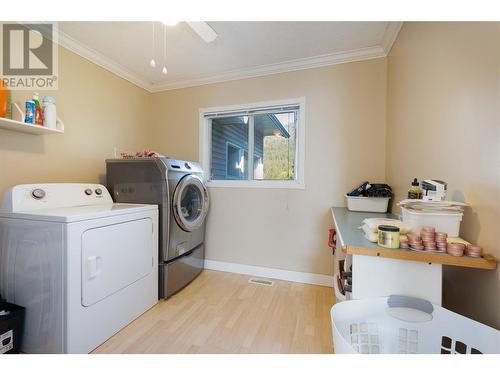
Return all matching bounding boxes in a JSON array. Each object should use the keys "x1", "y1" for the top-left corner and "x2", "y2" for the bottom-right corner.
[{"x1": 106, "y1": 158, "x2": 209, "y2": 298}]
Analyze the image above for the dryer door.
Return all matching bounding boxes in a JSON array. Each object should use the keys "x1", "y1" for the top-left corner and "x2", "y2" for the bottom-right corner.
[
  {"x1": 81, "y1": 218, "x2": 154, "y2": 307},
  {"x1": 172, "y1": 174, "x2": 209, "y2": 232}
]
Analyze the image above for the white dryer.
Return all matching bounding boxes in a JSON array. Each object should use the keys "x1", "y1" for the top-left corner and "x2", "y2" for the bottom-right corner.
[{"x1": 0, "y1": 183, "x2": 158, "y2": 353}]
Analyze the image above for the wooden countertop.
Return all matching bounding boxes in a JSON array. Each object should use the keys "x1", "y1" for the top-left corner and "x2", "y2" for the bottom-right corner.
[{"x1": 331, "y1": 207, "x2": 497, "y2": 270}]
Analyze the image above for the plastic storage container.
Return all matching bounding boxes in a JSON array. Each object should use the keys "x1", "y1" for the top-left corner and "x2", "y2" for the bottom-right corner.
[
  {"x1": 331, "y1": 296, "x2": 499, "y2": 354},
  {"x1": 401, "y1": 207, "x2": 463, "y2": 237},
  {"x1": 42, "y1": 96, "x2": 57, "y2": 129},
  {"x1": 0, "y1": 300, "x2": 25, "y2": 354},
  {"x1": 345, "y1": 195, "x2": 390, "y2": 213}
]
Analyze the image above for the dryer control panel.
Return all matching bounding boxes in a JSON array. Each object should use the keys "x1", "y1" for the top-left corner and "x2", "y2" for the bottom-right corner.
[
  {"x1": 162, "y1": 158, "x2": 204, "y2": 174},
  {"x1": 1, "y1": 183, "x2": 113, "y2": 212}
]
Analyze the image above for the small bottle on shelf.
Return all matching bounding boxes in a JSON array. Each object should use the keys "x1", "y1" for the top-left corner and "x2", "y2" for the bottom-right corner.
[
  {"x1": 42, "y1": 96, "x2": 57, "y2": 129},
  {"x1": 408, "y1": 178, "x2": 423, "y2": 199},
  {"x1": 32, "y1": 92, "x2": 43, "y2": 126}
]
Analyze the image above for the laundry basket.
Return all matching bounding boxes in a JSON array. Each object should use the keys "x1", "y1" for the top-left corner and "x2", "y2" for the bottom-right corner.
[{"x1": 331, "y1": 296, "x2": 500, "y2": 354}]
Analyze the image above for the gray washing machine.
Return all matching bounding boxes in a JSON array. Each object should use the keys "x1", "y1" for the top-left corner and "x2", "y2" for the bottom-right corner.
[{"x1": 106, "y1": 158, "x2": 209, "y2": 298}]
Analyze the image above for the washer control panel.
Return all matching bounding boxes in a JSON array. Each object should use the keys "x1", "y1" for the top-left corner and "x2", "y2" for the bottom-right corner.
[
  {"x1": 163, "y1": 158, "x2": 203, "y2": 174},
  {"x1": 1, "y1": 183, "x2": 113, "y2": 212}
]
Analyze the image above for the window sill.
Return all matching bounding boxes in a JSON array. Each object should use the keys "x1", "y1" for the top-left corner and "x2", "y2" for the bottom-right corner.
[{"x1": 206, "y1": 180, "x2": 305, "y2": 190}]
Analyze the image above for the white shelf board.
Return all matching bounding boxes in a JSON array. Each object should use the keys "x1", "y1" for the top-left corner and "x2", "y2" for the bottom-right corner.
[{"x1": 0, "y1": 117, "x2": 64, "y2": 135}]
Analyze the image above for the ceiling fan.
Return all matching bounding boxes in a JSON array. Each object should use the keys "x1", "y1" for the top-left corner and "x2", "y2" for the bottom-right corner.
[
  {"x1": 164, "y1": 21, "x2": 217, "y2": 42},
  {"x1": 185, "y1": 22, "x2": 218, "y2": 43},
  {"x1": 150, "y1": 21, "x2": 217, "y2": 75}
]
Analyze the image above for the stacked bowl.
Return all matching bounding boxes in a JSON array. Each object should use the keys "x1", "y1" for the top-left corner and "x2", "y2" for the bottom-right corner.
[
  {"x1": 402, "y1": 226, "x2": 484, "y2": 258},
  {"x1": 447, "y1": 242, "x2": 465, "y2": 256},
  {"x1": 465, "y1": 244, "x2": 483, "y2": 258},
  {"x1": 435, "y1": 232, "x2": 448, "y2": 252},
  {"x1": 420, "y1": 226, "x2": 438, "y2": 251},
  {"x1": 406, "y1": 226, "x2": 447, "y2": 252},
  {"x1": 407, "y1": 233, "x2": 424, "y2": 250}
]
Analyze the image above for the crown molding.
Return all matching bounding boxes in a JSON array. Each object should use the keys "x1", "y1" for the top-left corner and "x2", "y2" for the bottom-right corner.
[
  {"x1": 56, "y1": 23, "x2": 403, "y2": 93},
  {"x1": 150, "y1": 45, "x2": 386, "y2": 92},
  {"x1": 57, "y1": 30, "x2": 154, "y2": 92},
  {"x1": 381, "y1": 21, "x2": 403, "y2": 54}
]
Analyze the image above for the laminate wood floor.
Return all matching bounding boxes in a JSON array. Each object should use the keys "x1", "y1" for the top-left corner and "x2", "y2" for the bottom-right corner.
[{"x1": 93, "y1": 269, "x2": 335, "y2": 354}]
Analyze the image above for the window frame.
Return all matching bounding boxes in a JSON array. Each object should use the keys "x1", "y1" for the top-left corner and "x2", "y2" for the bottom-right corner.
[{"x1": 199, "y1": 97, "x2": 306, "y2": 189}]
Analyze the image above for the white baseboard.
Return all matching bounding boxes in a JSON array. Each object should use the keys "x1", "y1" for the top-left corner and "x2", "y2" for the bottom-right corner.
[{"x1": 204, "y1": 259, "x2": 334, "y2": 287}]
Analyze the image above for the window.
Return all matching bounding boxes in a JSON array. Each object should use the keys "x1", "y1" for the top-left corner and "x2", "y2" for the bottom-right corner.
[
  {"x1": 226, "y1": 142, "x2": 247, "y2": 179},
  {"x1": 199, "y1": 98, "x2": 305, "y2": 188}
]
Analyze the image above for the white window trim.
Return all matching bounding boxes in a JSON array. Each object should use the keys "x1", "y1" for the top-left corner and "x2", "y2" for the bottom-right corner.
[{"x1": 199, "y1": 97, "x2": 306, "y2": 189}]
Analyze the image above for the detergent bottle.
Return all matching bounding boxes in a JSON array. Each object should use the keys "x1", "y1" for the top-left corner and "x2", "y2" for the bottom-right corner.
[{"x1": 32, "y1": 92, "x2": 43, "y2": 125}]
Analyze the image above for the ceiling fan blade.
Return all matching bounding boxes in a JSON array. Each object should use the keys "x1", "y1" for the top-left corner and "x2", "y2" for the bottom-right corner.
[{"x1": 186, "y1": 22, "x2": 218, "y2": 43}]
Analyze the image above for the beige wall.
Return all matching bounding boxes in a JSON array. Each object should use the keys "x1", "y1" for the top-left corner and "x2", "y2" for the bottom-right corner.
[
  {"x1": 386, "y1": 22, "x2": 500, "y2": 328},
  {"x1": 150, "y1": 59, "x2": 388, "y2": 275},
  {"x1": 3, "y1": 23, "x2": 498, "y2": 328},
  {"x1": 0, "y1": 40, "x2": 387, "y2": 278},
  {"x1": 0, "y1": 46, "x2": 150, "y2": 196}
]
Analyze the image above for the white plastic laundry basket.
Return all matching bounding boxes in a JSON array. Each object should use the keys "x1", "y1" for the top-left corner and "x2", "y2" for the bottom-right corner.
[{"x1": 331, "y1": 296, "x2": 500, "y2": 354}]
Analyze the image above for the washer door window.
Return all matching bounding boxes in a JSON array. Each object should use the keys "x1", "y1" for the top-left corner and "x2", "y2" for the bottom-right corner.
[{"x1": 173, "y1": 175, "x2": 209, "y2": 232}]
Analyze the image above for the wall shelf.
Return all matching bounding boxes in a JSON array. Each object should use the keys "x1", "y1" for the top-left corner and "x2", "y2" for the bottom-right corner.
[
  {"x1": 0, "y1": 117, "x2": 64, "y2": 135},
  {"x1": 331, "y1": 207, "x2": 498, "y2": 270},
  {"x1": 342, "y1": 244, "x2": 498, "y2": 270}
]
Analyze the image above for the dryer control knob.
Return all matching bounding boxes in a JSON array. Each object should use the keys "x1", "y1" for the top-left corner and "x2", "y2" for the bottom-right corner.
[
  {"x1": 185, "y1": 162, "x2": 191, "y2": 169},
  {"x1": 31, "y1": 188, "x2": 46, "y2": 200},
  {"x1": 84, "y1": 188, "x2": 93, "y2": 196},
  {"x1": 95, "y1": 188, "x2": 102, "y2": 195}
]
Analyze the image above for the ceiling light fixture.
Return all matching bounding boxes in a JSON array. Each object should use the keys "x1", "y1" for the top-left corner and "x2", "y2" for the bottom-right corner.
[
  {"x1": 149, "y1": 22, "x2": 156, "y2": 68},
  {"x1": 148, "y1": 21, "x2": 217, "y2": 74},
  {"x1": 162, "y1": 24, "x2": 168, "y2": 75}
]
